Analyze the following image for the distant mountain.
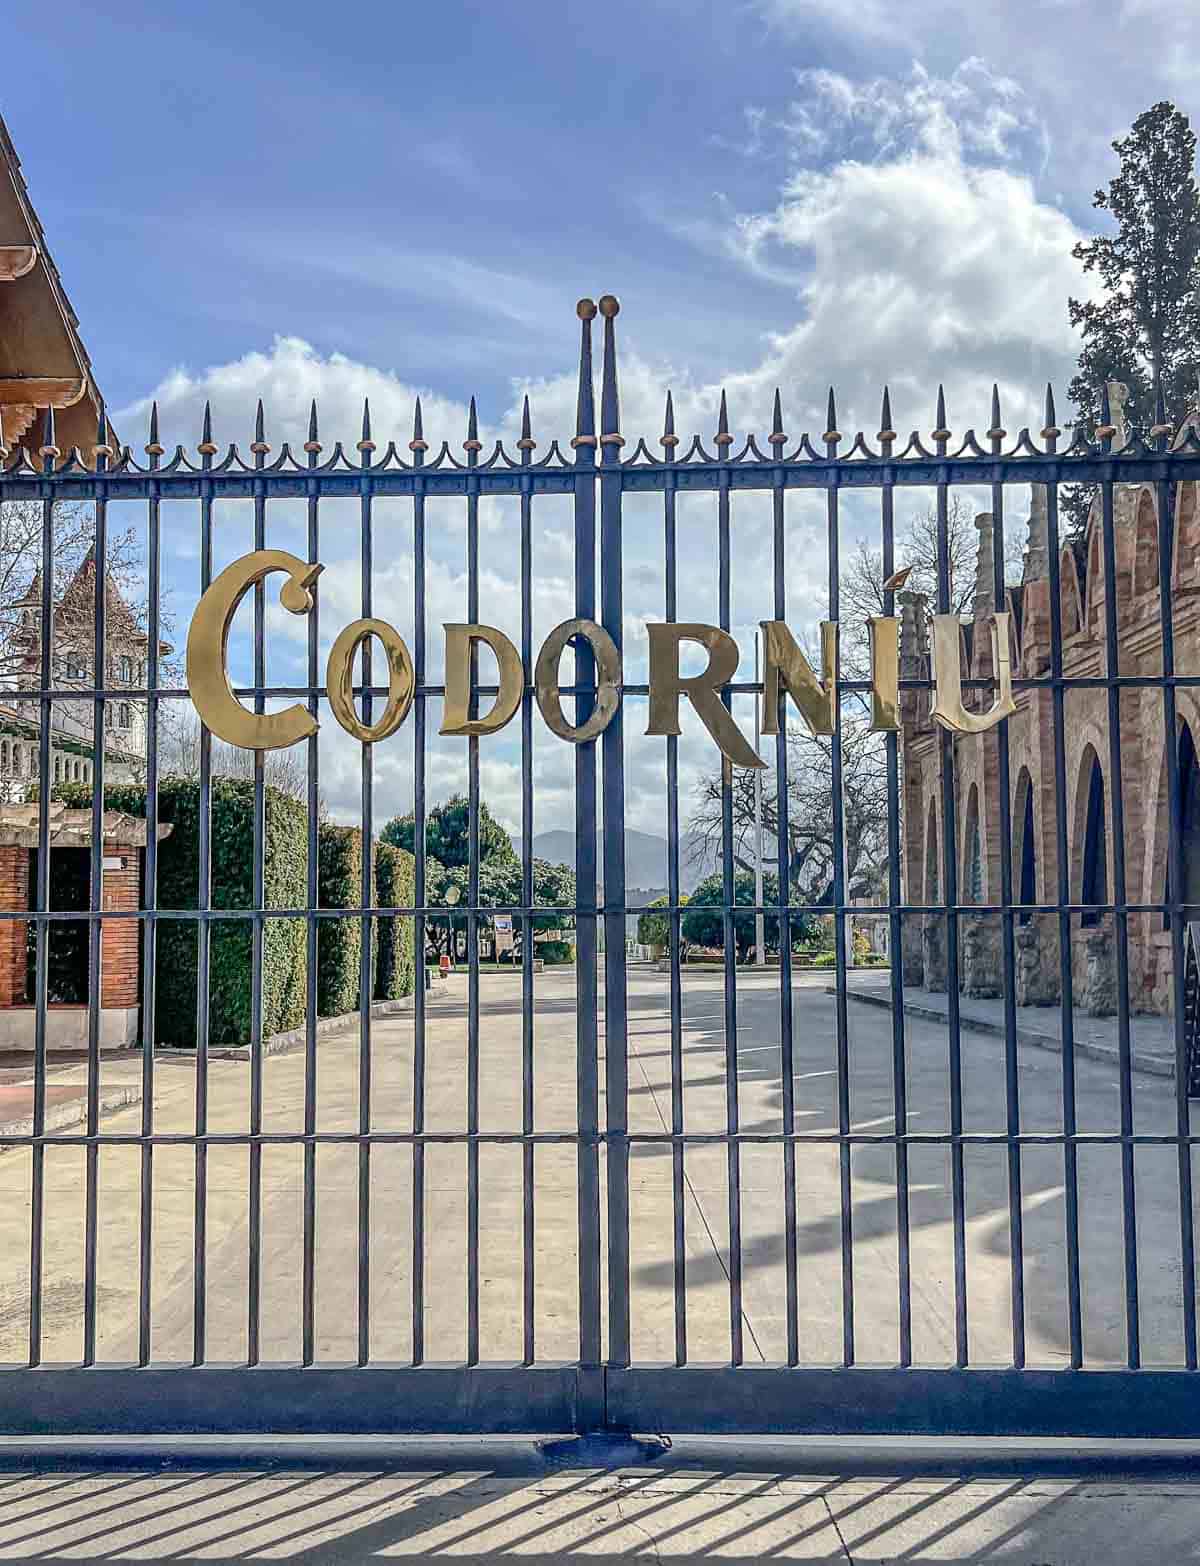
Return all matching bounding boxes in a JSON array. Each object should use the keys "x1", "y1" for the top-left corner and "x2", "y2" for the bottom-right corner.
[{"x1": 513, "y1": 828, "x2": 714, "y2": 893}]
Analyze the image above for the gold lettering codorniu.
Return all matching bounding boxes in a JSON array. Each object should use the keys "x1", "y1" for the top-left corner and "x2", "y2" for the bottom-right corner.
[{"x1": 185, "y1": 550, "x2": 1003, "y2": 760}]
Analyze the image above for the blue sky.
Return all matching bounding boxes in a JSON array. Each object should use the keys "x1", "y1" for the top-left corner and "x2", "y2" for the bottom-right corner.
[{"x1": 7, "y1": 0, "x2": 1197, "y2": 836}]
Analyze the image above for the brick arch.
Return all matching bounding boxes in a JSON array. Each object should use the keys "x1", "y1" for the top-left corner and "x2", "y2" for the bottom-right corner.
[
  {"x1": 924, "y1": 795, "x2": 940, "y2": 905},
  {"x1": 1070, "y1": 741, "x2": 1107, "y2": 909},
  {"x1": 1132, "y1": 487, "x2": 1160, "y2": 598},
  {"x1": 1173, "y1": 480, "x2": 1199, "y2": 587},
  {"x1": 1013, "y1": 764, "x2": 1038, "y2": 914},
  {"x1": 962, "y1": 781, "x2": 982, "y2": 904},
  {"x1": 1144, "y1": 687, "x2": 1200, "y2": 908},
  {"x1": 1059, "y1": 546, "x2": 1083, "y2": 636}
]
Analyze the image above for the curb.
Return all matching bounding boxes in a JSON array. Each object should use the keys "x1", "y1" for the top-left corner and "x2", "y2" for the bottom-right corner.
[
  {"x1": 155, "y1": 994, "x2": 417, "y2": 1062},
  {"x1": 835, "y1": 984, "x2": 1176, "y2": 1080},
  {"x1": 0, "y1": 1083, "x2": 141, "y2": 1142}
]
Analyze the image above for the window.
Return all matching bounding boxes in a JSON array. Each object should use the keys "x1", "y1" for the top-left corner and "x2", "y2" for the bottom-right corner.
[
  {"x1": 11, "y1": 748, "x2": 21, "y2": 779},
  {"x1": 1080, "y1": 759, "x2": 1107, "y2": 927},
  {"x1": 71, "y1": 760, "x2": 79, "y2": 782},
  {"x1": 54, "y1": 756, "x2": 61, "y2": 783},
  {"x1": 0, "y1": 741, "x2": 8, "y2": 773},
  {"x1": 118, "y1": 703, "x2": 131, "y2": 730},
  {"x1": 119, "y1": 656, "x2": 132, "y2": 682},
  {"x1": 64, "y1": 654, "x2": 87, "y2": 681}
]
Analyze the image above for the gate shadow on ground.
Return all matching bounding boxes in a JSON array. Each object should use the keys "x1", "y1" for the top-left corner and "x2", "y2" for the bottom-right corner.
[
  {"x1": 620, "y1": 975, "x2": 1182, "y2": 1369},
  {"x1": 5, "y1": 1441, "x2": 1200, "y2": 1561}
]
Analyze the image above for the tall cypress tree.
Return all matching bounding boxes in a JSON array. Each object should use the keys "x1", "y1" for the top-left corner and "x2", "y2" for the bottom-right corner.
[{"x1": 1064, "y1": 101, "x2": 1200, "y2": 533}]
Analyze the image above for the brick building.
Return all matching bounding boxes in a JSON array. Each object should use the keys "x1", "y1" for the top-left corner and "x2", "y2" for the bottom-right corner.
[{"x1": 900, "y1": 386, "x2": 1200, "y2": 1020}]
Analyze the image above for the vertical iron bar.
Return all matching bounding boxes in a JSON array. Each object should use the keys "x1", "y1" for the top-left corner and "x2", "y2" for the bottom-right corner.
[
  {"x1": 27, "y1": 441, "x2": 54, "y2": 1368},
  {"x1": 770, "y1": 395, "x2": 800, "y2": 1367},
  {"x1": 519, "y1": 403, "x2": 536, "y2": 1366},
  {"x1": 717, "y1": 395, "x2": 743, "y2": 1366},
  {"x1": 933, "y1": 407, "x2": 968, "y2": 1367},
  {"x1": 572, "y1": 302, "x2": 602, "y2": 1424},
  {"x1": 879, "y1": 407, "x2": 912, "y2": 1366},
  {"x1": 1155, "y1": 442, "x2": 1197, "y2": 1370},
  {"x1": 663, "y1": 397, "x2": 687, "y2": 1368},
  {"x1": 992, "y1": 413, "x2": 1023, "y2": 1368},
  {"x1": 1043, "y1": 477, "x2": 1084, "y2": 1366},
  {"x1": 410, "y1": 402, "x2": 428, "y2": 1367},
  {"x1": 1098, "y1": 445, "x2": 1141, "y2": 1367},
  {"x1": 357, "y1": 410, "x2": 374, "y2": 1367},
  {"x1": 466, "y1": 401, "x2": 481, "y2": 1369},
  {"x1": 247, "y1": 408, "x2": 266, "y2": 1367},
  {"x1": 599, "y1": 299, "x2": 630, "y2": 1369},
  {"x1": 83, "y1": 416, "x2": 110, "y2": 1365},
  {"x1": 193, "y1": 407, "x2": 214, "y2": 1366},
  {"x1": 138, "y1": 426, "x2": 160, "y2": 1366},
  {"x1": 826, "y1": 416, "x2": 854, "y2": 1369},
  {"x1": 301, "y1": 408, "x2": 320, "y2": 1367}
]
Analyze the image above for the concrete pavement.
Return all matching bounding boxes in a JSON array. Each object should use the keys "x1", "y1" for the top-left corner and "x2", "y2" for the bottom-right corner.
[
  {"x1": 1, "y1": 966, "x2": 1196, "y2": 1370},
  {"x1": 4, "y1": 1437, "x2": 1200, "y2": 1560}
]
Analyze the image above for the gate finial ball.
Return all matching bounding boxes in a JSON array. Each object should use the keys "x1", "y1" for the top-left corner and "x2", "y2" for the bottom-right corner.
[
  {"x1": 598, "y1": 294, "x2": 620, "y2": 318},
  {"x1": 576, "y1": 298, "x2": 597, "y2": 320}
]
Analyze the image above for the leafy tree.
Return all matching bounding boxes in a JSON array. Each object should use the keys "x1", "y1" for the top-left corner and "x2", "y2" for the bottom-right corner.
[
  {"x1": 690, "y1": 715, "x2": 889, "y2": 908},
  {"x1": 637, "y1": 896, "x2": 672, "y2": 948},
  {"x1": 681, "y1": 868, "x2": 818, "y2": 960},
  {"x1": 382, "y1": 793, "x2": 516, "y2": 868},
  {"x1": 1065, "y1": 101, "x2": 1200, "y2": 533},
  {"x1": 424, "y1": 853, "x2": 575, "y2": 958}
]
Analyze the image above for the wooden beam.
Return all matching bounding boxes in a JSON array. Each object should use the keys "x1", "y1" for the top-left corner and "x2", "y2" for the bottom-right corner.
[
  {"x1": 0, "y1": 245, "x2": 37, "y2": 281},
  {"x1": 0, "y1": 375, "x2": 85, "y2": 407}
]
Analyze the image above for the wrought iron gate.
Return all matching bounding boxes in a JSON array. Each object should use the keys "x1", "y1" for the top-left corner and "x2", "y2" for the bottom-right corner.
[{"x1": 3, "y1": 297, "x2": 1200, "y2": 1437}]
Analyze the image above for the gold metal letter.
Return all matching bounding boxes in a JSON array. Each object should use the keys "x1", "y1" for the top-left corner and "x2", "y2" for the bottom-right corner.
[
  {"x1": 440, "y1": 623, "x2": 523, "y2": 736},
  {"x1": 646, "y1": 623, "x2": 765, "y2": 770},
  {"x1": 186, "y1": 549, "x2": 321, "y2": 751},
  {"x1": 759, "y1": 620, "x2": 837, "y2": 737},
  {"x1": 930, "y1": 611, "x2": 1017, "y2": 734},
  {"x1": 327, "y1": 618, "x2": 415, "y2": 743},
  {"x1": 534, "y1": 617, "x2": 622, "y2": 742},
  {"x1": 867, "y1": 615, "x2": 899, "y2": 732}
]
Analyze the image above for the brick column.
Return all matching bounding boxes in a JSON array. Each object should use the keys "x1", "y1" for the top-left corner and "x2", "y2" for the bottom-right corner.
[
  {"x1": 100, "y1": 843, "x2": 141, "y2": 1009},
  {"x1": 0, "y1": 845, "x2": 30, "y2": 1007}
]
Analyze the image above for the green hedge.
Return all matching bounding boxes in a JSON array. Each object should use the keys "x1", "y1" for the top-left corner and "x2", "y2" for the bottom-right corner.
[
  {"x1": 374, "y1": 842, "x2": 416, "y2": 1002},
  {"x1": 53, "y1": 779, "x2": 307, "y2": 1047},
  {"x1": 50, "y1": 782, "x2": 418, "y2": 1043},
  {"x1": 317, "y1": 823, "x2": 371, "y2": 1019}
]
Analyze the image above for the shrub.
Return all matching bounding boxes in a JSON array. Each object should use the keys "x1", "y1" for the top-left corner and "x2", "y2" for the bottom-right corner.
[
  {"x1": 317, "y1": 823, "x2": 372, "y2": 1018},
  {"x1": 537, "y1": 939, "x2": 575, "y2": 964},
  {"x1": 52, "y1": 779, "x2": 307, "y2": 1047},
  {"x1": 375, "y1": 841, "x2": 416, "y2": 1001}
]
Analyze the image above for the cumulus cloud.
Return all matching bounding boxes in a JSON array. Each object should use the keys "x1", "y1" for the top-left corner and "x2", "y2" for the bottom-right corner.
[{"x1": 123, "y1": 56, "x2": 1098, "y2": 842}]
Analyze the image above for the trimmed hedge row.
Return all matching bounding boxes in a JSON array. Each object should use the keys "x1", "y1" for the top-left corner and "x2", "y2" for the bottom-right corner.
[
  {"x1": 51, "y1": 781, "x2": 415, "y2": 1046},
  {"x1": 375, "y1": 842, "x2": 416, "y2": 1002}
]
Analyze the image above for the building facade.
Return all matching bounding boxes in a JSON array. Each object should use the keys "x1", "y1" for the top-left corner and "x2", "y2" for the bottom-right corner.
[{"x1": 900, "y1": 388, "x2": 1200, "y2": 1019}]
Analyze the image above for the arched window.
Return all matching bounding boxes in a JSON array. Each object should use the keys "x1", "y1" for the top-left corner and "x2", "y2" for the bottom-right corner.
[
  {"x1": 1080, "y1": 755, "x2": 1107, "y2": 927},
  {"x1": 118, "y1": 703, "x2": 131, "y2": 730},
  {"x1": 963, "y1": 785, "x2": 983, "y2": 904},
  {"x1": 1018, "y1": 782, "x2": 1036, "y2": 923},
  {"x1": 53, "y1": 756, "x2": 61, "y2": 783},
  {"x1": 119, "y1": 655, "x2": 132, "y2": 682},
  {"x1": 71, "y1": 760, "x2": 79, "y2": 782},
  {"x1": 924, "y1": 800, "x2": 940, "y2": 906},
  {"x1": 1, "y1": 741, "x2": 8, "y2": 773}
]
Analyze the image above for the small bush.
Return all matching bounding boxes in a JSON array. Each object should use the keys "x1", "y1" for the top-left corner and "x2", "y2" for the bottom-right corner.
[{"x1": 537, "y1": 939, "x2": 575, "y2": 964}]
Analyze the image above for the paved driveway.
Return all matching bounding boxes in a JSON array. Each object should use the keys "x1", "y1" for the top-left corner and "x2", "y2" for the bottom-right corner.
[{"x1": 0, "y1": 968, "x2": 1193, "y2": 1369}]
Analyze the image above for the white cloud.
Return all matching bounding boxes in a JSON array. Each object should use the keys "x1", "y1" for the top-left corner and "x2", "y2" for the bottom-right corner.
[{"x1": 124, "y1": 56, "x2": 1101, "y2": 842}]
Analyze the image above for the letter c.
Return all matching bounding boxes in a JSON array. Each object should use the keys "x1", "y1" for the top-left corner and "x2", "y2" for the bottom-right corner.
[{"x1": 186, "y1": 549, "x2": 322, "y2": 751}]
